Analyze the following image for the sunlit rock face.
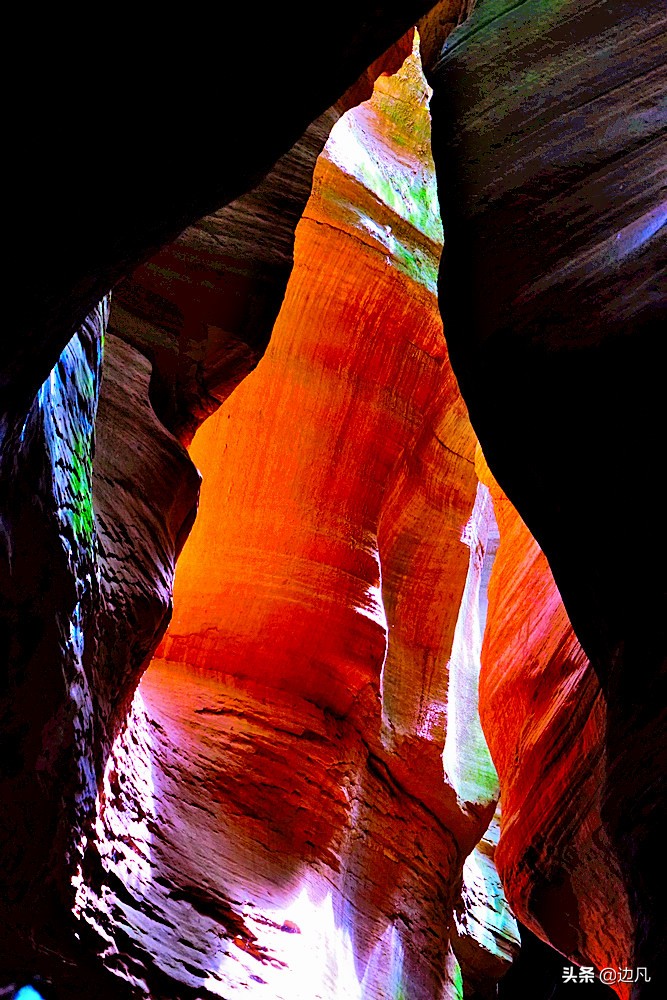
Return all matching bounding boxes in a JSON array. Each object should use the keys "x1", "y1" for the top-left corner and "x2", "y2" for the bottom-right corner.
[
  {"x1": 0, "y1": 27, "x2": 462, "y2": 995},
  {"x1": 2, "y1": 49, "x2": 438, "y2": 962},
  {"x1": 81, "y1": 666, "x2": 463, "y2": 999},
  {"x1": 478, "y1": 454, "x2": 633, "y2": 998},
  {"x1": 73, "y1": 43, "x2": 517, "y2": 999},
  {"x1": 452, "y1": 810, "x2": 519, "y2": 999},
  {"x1": 161, "y1": 46, "x2": 454, "y2": 718},
  {"x1": 0, "y1": 314, "x2": 201, "y2": 990},
  {"x1": 5, "y1": 4, "x2": 660, "y2": 997},
  {"x1": 425, "y1": 0, "x2": 666, "y2": 989}
]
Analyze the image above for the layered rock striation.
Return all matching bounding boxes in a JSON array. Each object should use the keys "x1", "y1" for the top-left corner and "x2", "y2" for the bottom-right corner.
[
  {"x1": 2, "y1": 3, "x2": 663, "y2": 998},
  {"x1": 72, "y1": 43, "x2": 518, "y2": 999},
  {"x1": 426, "y1": 2, "x2": 666, "y2": 991},
  {"x1": 478, "y1": 453, "x2": 634, "y2": 998},
  {"x1": 1, "y1": 27, "x2": 448, "y2": 994}
]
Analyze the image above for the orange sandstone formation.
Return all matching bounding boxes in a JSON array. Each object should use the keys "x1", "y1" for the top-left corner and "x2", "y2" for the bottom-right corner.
[
  {"x1": 160, "y1": 48, "x2": 451, "y2": 716},
  {"x1": 75, "y1": 43, "x2": 518, "y2": 999},
  {"x1": 478, "y1": 452, "x2": 634, "y2": 999},
  {"x1": 4, "y1": 5, "x2": 663, "y2": 999}
]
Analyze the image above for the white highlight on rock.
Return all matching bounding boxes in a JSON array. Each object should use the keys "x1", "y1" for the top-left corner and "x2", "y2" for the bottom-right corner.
[{"x1": 443, "y1": 482, "x2": 500, "y2": 807}]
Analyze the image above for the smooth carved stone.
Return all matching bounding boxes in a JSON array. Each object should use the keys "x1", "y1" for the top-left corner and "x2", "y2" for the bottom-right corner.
[
  {"x1": 75, "y1": 45, "x2": 515, "y2": 998},
  {"x1": 426, "y1": 1, "x2": 666, "y2": 988},
  {"x1": 158, "y1": 44, "x2": 454, "y2": 719},
  {"x1": 76, "y1": 663, "x2": 461, "y2": 999},
  {"x1": 10, "y1": 2, "x2": 663, "y2": 996},
  {"x1": 478, "y1": 452, "x2": 634, "y2": 998},
  {"x1": 2, "y1": 28, "x2": 441, "y2": 986}
]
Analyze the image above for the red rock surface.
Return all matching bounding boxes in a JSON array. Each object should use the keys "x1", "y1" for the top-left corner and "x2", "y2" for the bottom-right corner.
[
  {"x1": 4, "y1": 4, "x2": 662, "y2": 997},
  {"x1": 74, "y1": 43, "x2": 517, "y2": 999},
  {"x1": 4, "y1": 12, "x2": 440, "y2": 990},
  {"x1": 426, "y1": 5, "x2": 666, "y2": 989},
  {"x1": 158, "y1": 46, "x2": 450, "y2": 714},
  {"x1": 478, "y1": 453, "x2": 633, "y2": 998},
  {"x1": 0, "y1": 25, "x2": 442, "y2": 994}
]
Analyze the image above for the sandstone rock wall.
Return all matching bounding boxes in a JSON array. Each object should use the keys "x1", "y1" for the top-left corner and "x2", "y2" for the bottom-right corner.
[
  {"x1": 425, "y1": 3, "x2": 666, "y2": 990},
  {"x1": 73, "y1": 44, "x2": 517, "y2": 999},
  {"x1": 2, "y1": 4, "x2": 663, "y2": 997},
  {"x1": 478, "y1": 452, "x2": 633, "y2": 998}
]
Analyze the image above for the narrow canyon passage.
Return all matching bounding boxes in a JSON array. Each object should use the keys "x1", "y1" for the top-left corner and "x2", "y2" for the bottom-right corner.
[
  {"x1": 2, "y1": 4, "x2": 663, "y2": 1000},
  {"x1": 76, "y1": 42, "x2": 509, "y2": 999},
  {"x1": 73, "y1": 38, "x2": 621, "y2": 1000}
]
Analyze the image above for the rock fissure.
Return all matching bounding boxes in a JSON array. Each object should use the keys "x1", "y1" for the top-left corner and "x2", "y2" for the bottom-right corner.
[{"x1": 2, "y1": 5, "x2": 663, "y2": 999}]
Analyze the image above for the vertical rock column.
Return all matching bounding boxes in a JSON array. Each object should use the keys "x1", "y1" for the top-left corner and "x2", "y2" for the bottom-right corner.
[
  {"x1": 478, "y1": 451, "x2": 634, "y2": 998},
  {"x1": 75, "y1": 42, "x2": 515, "y2": 1000},
  {"x1": 425, "y1": 2, "x2": 666, "y2": 990}
]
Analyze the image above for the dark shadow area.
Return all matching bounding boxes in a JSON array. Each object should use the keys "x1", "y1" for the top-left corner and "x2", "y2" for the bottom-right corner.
[{"x1": 494, "y1": 924, "x2": 615, "y2": 1000}]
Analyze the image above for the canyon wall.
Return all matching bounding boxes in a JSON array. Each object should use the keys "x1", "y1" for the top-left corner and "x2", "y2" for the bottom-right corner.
[
  {"x1": 2, "y1": 3, "x2": 664, "y2": 998},
  {"x1": 426, "y1": 3, "x2": 666, "y2": 992},
  {"x1": 478, "y1": 453, "x2": 634, "y2": 998},
  {"x1": 1, "y1": 28, "x2": 444, "y2": 993},
  {"x1": 0, "y1": 305, "x2": 107, "y2": 969},
  {"x1": 71, "y1": 44, "x2": 519, "y2": 999}
]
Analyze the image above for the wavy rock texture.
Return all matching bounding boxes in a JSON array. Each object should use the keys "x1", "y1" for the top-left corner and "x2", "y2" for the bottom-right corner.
[
  {"x1": 0, "y1": 319, "x2": 201, "y2": 992},
  {"x1": 477, "y1": 452, "x2": 634, "y2": 997},
  {"x1": 73, "y1": 45, "x2": 517, "y2": 999},
  {"x1": 0, "y1": 304, "x2": 106, "y2": 971},
  {"x1": 4, "y1": 3, "x2": 661, "y2": 997},
  {"x1": 92, "y1": 334, "x2": 201, "y2": 759},
  {"x1": 1, "y1": 27, "x2": 443, "y2": 995},
  {"x1": 425, "y1": 2, "x2": 666, "y2": 992}
]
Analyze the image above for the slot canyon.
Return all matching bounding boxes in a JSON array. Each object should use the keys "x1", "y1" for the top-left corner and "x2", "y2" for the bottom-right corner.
[{"x1": 1, "y1": 3, "x2": 664, "y2": 999}]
